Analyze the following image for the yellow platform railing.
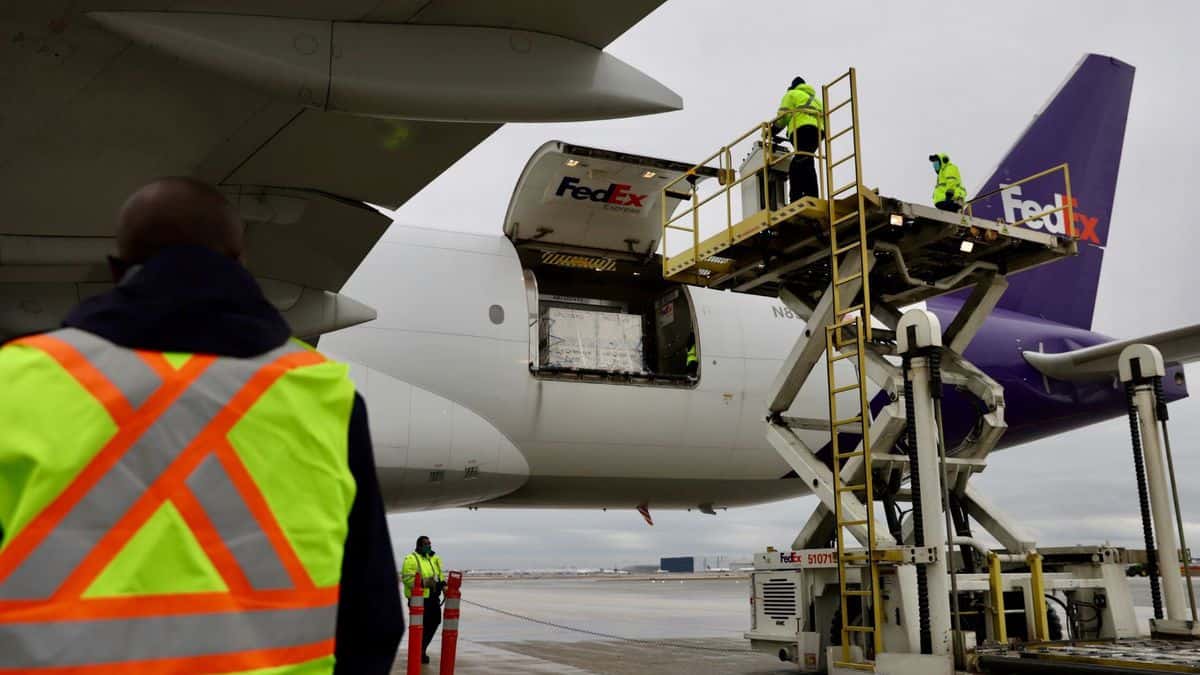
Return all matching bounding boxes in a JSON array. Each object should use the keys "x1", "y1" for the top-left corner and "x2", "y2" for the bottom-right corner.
[
  {"x1": 659, "y1": 111, "x2": 825, "y2": 281},
  {"x1": 964, "y1": 163, "x2": 1075, "y2": 236}
]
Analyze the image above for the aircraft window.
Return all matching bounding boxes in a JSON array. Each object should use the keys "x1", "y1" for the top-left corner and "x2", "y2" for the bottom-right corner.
[{"x1": 489, "y1": 304, "x2": 505, "y2": 324}]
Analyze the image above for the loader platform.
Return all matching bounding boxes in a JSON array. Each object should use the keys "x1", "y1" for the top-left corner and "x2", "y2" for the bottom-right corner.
[{"x1": 663, "y1": 192, "x2": 1076, "y2": 308}]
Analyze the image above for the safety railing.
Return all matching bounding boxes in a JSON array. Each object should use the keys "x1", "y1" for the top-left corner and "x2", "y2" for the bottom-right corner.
[
  {"x1": 964, "y1": 163, "x2": 1075, "y2": 237},
  {"x1": 659, "y1": 111, "x2": 826, "y2": 280}
]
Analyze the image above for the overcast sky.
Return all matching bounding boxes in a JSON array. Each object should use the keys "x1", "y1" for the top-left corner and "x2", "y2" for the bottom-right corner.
[{"x1": 383, "y1": 0, "x2": 1200, "y2": 569}]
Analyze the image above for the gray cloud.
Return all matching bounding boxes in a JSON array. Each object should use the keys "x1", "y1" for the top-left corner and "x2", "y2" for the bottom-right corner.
[{"x1": 385, "y1": 0, "x2": 1200, "y2": 569}]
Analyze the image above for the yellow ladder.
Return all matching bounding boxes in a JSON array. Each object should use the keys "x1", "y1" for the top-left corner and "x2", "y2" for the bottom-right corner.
[{"x1": 823, "y1": 67, "x2": 883, "y2": 671}]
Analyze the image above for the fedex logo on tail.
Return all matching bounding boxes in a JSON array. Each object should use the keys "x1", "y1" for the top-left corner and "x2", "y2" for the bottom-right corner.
[{"x1": 1000, "y1": 184, "x2": 1101, "y2": 245}]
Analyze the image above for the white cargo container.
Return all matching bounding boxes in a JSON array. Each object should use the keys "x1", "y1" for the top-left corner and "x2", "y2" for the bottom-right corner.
[{"x1": 541, "y1": 306, "x2": 644, "y2": 373}]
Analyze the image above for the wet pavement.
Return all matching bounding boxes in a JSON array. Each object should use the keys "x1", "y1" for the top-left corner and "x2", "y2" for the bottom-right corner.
[
  {"x1": 390, "y1": 576, "x2": 789, "y2": 674},
  {"x1": 389, "y1": 576, "x2": 1182, "y2": 674}
]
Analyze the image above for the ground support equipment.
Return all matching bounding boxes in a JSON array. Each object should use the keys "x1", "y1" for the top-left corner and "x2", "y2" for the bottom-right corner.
[{"x1": 654, "y1": 67, "x2": 1199, "y2": 673}]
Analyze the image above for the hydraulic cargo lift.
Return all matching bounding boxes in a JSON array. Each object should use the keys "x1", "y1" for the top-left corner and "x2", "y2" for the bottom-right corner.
[{"x1": 660, "y1": 68, "x2": 1199, "y2": 674}]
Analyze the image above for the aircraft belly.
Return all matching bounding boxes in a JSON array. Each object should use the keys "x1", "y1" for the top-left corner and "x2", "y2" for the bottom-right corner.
[
  {"x1": 324, "y1": 230, "x2": 878, "y2": 512},
  {"x1": 480, "y1": 475, "x2": 809, "y2": 509}
]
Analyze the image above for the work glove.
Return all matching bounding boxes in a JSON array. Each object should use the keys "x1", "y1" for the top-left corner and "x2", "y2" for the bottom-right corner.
[{"x1": 436, "y1": 580, "x2": 447, "y2": 594}]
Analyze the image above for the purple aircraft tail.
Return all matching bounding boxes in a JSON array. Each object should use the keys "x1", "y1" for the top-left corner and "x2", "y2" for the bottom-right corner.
[{"x1": 963, "y1": 54, "x2": 1134, "y2": 330}]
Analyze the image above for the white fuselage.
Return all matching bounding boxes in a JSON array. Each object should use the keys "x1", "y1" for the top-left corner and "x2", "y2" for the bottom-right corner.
[{"x1": 322, "y1": 225, "x2": 851, "y2": 512}]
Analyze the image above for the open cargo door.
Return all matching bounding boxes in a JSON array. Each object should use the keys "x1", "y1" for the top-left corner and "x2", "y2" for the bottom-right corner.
[
  {"x1": 504, "y1": 141, "x2": 716, "y2": 266},
  {"x1": 506, "y1": 142, "x2": 716, "y2": 386}
]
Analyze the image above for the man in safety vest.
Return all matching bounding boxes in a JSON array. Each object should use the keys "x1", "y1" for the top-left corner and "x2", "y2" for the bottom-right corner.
[
  {"x1": 777, "y1": 76, "x2": 825, "y2": 202},
  {"x1": 685, "y1": 333, "x2": 698, "y2": 377},
  {"x1": 402, "y1": 535, "x2": 445, "y2": 664},
  {"x1": 930, "y1": 152, "x2": 968, "y2": 211},
  {"x1": 0, "y1": 177, "x2": 403, "y2": 673}
]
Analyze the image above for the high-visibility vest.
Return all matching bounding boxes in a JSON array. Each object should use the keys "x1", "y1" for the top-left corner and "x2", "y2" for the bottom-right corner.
[
  {"x1": 778, "y1": 84, "x2": 824, "y2": 136},
  {"x1": 686, "y1": 345, "x2": 698, "y2": 367},
  {"x1": 0, "y1": 328, "x2": 357, "y2": 673},
  {"x1": 932, "y1": 153, "x2": 967, "y2": 205},
  {"x1": 401, "y1": 552, "x2": 443, "y2": 599}
]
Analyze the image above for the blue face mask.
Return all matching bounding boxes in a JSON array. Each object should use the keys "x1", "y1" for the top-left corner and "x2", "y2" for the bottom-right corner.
[
  {"x1": 932, "y1": 160, "x2": 942, "y2": 173},
  {"x1": 419, "y1": 544, "x2": 433, "y2": 556}
]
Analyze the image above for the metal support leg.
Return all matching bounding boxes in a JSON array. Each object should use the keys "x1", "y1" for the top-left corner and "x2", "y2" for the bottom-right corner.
[
  {"x1": 942, "y1": 272, "x2": 1008, "y2": 354},
  {"x1": 1119, "y1": 345, "x2": 1192, "y2": 628},
  {"x1": 1133, "y1": 384, "x2": 1189, "y2": 622},
  {"x1": 766, "y1": 425, "x2": 876, "y2": 546},
  {"x1": 768, "y1": 249, "x2": 871, "y2": 413},
  {"x1": 898, "y1": 309, "x2": 953, "y2": 656}
]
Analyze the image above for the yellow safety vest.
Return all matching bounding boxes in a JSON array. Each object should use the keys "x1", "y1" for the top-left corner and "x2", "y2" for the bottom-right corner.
[
  {"x1": 778, "y1": 84, "x2": 825, "y2": 135},
  {"x1": 0, "y1": 328, "x2": 356, "y2": 673},
  {"x1": 932, "y1": 153, "x2": 967, "y2": 205},
  {"x1": 402, "y1": 552, "x2": 444, "y2": 599}
]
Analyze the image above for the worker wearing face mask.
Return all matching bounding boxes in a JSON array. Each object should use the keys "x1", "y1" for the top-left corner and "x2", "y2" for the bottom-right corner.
[
  {"x1": 929, "y1": 152, "x2": 967, "y2": 211},
  {"x1": 401, "y1": 536, "x2": 445, "y2": 665}
]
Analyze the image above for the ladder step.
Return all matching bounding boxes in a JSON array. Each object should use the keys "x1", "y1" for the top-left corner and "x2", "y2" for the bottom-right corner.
[
  {"x1": 838, "y1": 519, "x2": 869, "y2": 527},
  {"x1": 844, "y1": 625, "x2": 876, "y2": 633},
  {"x1": 831, "y1": 181, "x2": 859, "y2": 197},
  {"x1": 835, "y1": 271, "x2": 863, "y2": 285},
  {"x1": 839, "y1": 303, "x2": 864, "y2": 314},
  {"x1": 831, "y1": 382, "x2": 860, "y2": 394},
  {"x1": 827, "y1": 126, "x2": 855, "y2": 143},
  {"x1": 832, "y1": 415, "x2": 862, "y2": 427},
  {"x1": 833, "y1": 662, "x2": 875, "y2": 672},
  {"x1": 831, "y1": 153, "x2": 857, "y2": 169},
  {"x1": 835, "y1": 450, "x2": 865, "y2": 459},
  {"x1": 832, "y1": 210, "x2": 861, "y2": 227},
  {"x1": 837, "y1": 483, "x2": 867, "y2": 492},
  {"x1": 835, "y1": 331, "x2": 864, "y2": 345},
  {"x1": 828, "y1": 98, "x2": 854, "y2": 115},
  {"x1": 844, "y1": 590, "x2": 874, "y2": 597},
  {"x1": 830, "y1": 350, "x2": 859, "y2": 362},
  {"x1": 833, "y1": 241, "x2": 862, "y2": 255}
]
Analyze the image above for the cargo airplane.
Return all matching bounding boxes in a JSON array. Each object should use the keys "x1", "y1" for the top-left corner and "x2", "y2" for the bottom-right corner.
[{"x1": 2, "y1": 4, "x2": 1198, "y2": 518}]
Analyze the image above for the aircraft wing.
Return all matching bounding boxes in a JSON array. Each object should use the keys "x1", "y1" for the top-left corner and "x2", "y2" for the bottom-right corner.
[
  {"x1": 1024, "y1": 324, "x2": 1200, "y2": 382},
  {"x1": 0, "y1": 1, "x2": 677, "y2": 338}
]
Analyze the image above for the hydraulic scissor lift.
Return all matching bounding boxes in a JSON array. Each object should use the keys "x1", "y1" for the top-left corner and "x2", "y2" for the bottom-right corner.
[{"x1": 661, "y1": 68, "x2": 1197, "y2": 674}]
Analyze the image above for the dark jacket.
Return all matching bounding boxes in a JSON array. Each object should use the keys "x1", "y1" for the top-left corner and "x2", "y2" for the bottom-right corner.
[{"x1": 63, "y1": 245, "x2": 403, "y2": 674}]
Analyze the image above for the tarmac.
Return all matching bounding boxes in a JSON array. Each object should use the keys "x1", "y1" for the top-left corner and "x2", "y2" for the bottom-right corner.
[
  {"x1": 391, "y1": 576, "x2": 791, "y2": 674},
  {"x1": 390, "y1": 575, "x2": 1181, "y2": 674}
]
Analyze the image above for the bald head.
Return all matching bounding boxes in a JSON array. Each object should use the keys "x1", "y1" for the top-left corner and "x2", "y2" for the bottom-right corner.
[{"x1": 116, "y1": 177, "x2": 245, "y2": 265}]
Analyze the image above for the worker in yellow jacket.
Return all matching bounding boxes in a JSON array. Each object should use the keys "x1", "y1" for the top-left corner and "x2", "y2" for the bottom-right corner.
[
  {"x1": 402, "y1": 536, "x2": 445, "y2": 664},
  {"x1": 930, "y1": 153, "x2": 967, "y2": 211},
  {"x1": 777, "y1": 76, "x2": 825, "y2": 202}
]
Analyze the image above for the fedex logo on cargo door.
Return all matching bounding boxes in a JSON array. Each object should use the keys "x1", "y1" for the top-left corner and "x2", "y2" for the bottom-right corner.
[
  {"x1": 552, "y1": 176, "x2": 649, "y2": 214},
  {"x1": 999, "y1": 184, "x2": 1101, "y2": 245}
]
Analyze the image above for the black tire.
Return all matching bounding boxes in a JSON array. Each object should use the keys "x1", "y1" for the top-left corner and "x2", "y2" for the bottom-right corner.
[{"x1": 1047, "y1": 605, "x2": 1064, "y2": 641}]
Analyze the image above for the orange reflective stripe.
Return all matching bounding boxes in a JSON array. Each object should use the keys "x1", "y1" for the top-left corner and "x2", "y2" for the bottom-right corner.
[
  {"x1": 0, "y1": 638, "x2": 334, "y2": 675},
  {"x1": 171, "y1": 485, "x2": 254, "y2": 594},
  {"x1": 50, "y1": 350, "x2": 326, "y2": 600},
  {"x1": 0, "y1": 356, "x2": 212, "y2": 587},
  {"x1": 136, "y1": 351, "x2": 180, "y2": 380},
  {"x1": 0, "y1": 587, "x2": 338, "y2": 623},
  {"x1": 11, "y1": 334, "x2": 137, "y2": 422},
  {"x1": 216, "y1": 440, "x2": 317, "y2": 591}
]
